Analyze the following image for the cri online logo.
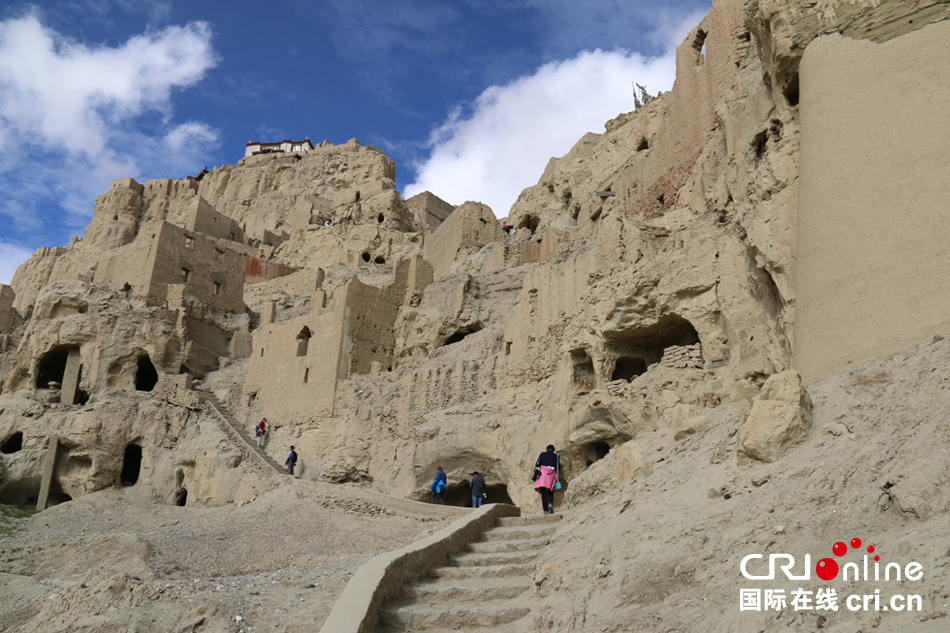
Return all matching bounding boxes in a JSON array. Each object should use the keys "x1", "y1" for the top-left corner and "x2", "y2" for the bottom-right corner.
[{"x1": 741, "y1": 538, "x2": 923, "y2": 582}]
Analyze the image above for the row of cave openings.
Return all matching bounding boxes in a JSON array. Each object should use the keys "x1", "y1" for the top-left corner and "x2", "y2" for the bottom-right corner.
[
  {"x1": 570, "y1": 315, "x2": 701, "y2": 392},
  {"x1": 0, "y1": 438, "x2": 162, "y2": 507},
  {"x1": 35, "y1": 345, "x2": 160, "y2": 404}
]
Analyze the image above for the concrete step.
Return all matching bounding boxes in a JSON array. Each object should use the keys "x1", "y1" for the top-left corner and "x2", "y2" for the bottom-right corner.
[
  {"x1": 432, "y1": 562, "x2": 536, "y2": 580},
  {"x1": 381, "y1": 602, "x2": 530, "y2": 629},
  {"x1": 482, "y1": 525, "x2": 557, "y2": 541},
  {"x1": 468, "y1": 537, "x2": 549, "y2": 554},
  {"x1": 451, "y1": 551, "x2": 539, "y2": 567},
  {"x1": 495, "y1": 514, "x2": 562, "y2": 527},
  {"x1": 405, "y1": 577, "x2": 531, "y2": 602}
]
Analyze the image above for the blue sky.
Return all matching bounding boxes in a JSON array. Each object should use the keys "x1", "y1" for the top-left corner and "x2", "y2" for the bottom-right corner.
[{"x1": 0, "y1": 0, "x2": 709, "y2": 284}]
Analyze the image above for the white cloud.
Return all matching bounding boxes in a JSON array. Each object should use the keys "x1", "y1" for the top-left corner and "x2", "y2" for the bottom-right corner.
[
  {"x1": 0, "y1": 241, "x2": 34, "y2": 285},
  {"x1": 164, "y1": 121, "x2": 220, "y2": 153},
  {"x1": 0, "y1": 13, "x2": 219, "y2": 242},
  {"x1": 404, "y1": 14, "x2": 704, "y2": 217}
]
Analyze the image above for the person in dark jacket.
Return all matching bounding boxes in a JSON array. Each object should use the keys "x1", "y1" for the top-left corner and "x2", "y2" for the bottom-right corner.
[
  {"x1": 470, "y1": 471, "x2": 486, "y2": 508},
  {"x1": 534, "y1": 445, "x2": 560, "y2": 515},
  {"x1": 430, "y1": 466, "x2": 447, "y2": 504},
  {"x1": 285, "y1": 446, "x2": 298, "y2": 476}
]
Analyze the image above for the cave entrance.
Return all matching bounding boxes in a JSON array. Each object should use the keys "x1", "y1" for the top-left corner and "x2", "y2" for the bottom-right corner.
[
  {"x1": 174, "y1": 488, "x2": 188, "y2": 506},
  {"x1": 482, "y1": 484, "x2": 514, "y2": 506},
  {"x1": 135, "y1": 355, "x2": 158, "y2": 391},
  {"x1": 121, "y1": 444, "x2": 142, "y2": 486},
  {"x1": 1, "y1": 431, "x2": 23, "y2": 454},
  {"x1": 605, "y1": 314, "x2": 700, "y2": 381},
  {"x1": 611, "y1": 357, "x2": 647, "y2": 381},
  {"x1": 583, "y1": 441, "x2": 612, "y2": 467},
  {"x1": 36, "y1": 346, "x2": 75, "y2": 389},
  {"x1": 441, "y1": 481, "x2": 514, "y2": 507},
  {"x1": 443, "y1": 323, "x2": 484, "y2": 347}
]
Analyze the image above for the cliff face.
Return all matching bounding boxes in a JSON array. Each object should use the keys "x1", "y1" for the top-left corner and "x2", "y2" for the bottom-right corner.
[{"x1": 1, "y1": 0, "x2": 948, "y2": 525}]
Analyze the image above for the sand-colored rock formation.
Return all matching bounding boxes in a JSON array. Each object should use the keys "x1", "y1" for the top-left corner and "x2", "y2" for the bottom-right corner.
[{"x1": 1, "y1": 0, "x2": 949, "y2": 629}]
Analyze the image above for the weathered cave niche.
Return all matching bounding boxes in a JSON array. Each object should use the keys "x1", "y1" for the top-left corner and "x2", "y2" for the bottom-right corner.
[
  {"x1": 1, "y1": 431, "x2": 23, "y2": 454},
  {"x1": 605, "y1": 314, "x2": 700, "y2": 381},
  {"x1": 135, "y1": 354, "x2": 159, "y2": 391},
  {"x1": 442, "y1": 322, "x2": 484, "y2": 347},
  {"x1": 121, "y1": 443, "x2": 142, "y2": 486},
  {"x1": 517, "y1": 215, "x2": 540, "y2": 234},
  {"x1": 570, "y1": 349, "x2": 596, "y2": 392},
  {"x1": 581, "y1": 441, "x2": 611, "y2": 467},
  {"x1": 36, "y1": 345, "x2": 77, "y2": 389},
  {"x1": 296, "y1": 326, "x2": 312, "y2": 357}
]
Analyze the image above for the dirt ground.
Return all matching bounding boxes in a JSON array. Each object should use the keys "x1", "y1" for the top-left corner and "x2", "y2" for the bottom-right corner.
[{"x1": 0, "y1": 482, "x2": 452, "y2": 632}]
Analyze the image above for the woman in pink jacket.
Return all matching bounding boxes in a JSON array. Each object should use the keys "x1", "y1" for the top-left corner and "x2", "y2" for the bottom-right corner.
[{"x1": 534, "y1": 445, "x2": 560, "y2": 515}]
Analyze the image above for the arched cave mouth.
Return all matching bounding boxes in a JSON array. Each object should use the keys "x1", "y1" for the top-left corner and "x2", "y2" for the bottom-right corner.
[
  {"x1": 47, "y1": 485, "x2": 73, "y2": 507},
  {"x1": 442, "y1": 323, "x2": 484, "y2": 347},
  {"x1": 135, "y1": 355, "x2": 159, "y2": 391},
  {"x1": 36, "y1": 345, "x2": 78, "y2": 389},
  {"x1": 121, "y1": 444, "x2": 142, "y2": 486},
  {"x1": 606, "y1": 314, "x2": 700, "y2": 381},
  {"x1": 174, "y1": 488, "x2": 188, "y2": 506},
  {"x1": 296, "y1": 326, "x2": 312, "y2": 357},
  {"x1": 1, "y1": 431, "x2": 23, "y2": 454}
]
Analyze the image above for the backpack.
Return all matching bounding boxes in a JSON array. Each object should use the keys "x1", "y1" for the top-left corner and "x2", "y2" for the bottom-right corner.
[
  {"x1": 255, "y1": 427, "x2": 261, "y2": 437},
  {"x1": 289, "y1": 451, "x2": 298, "y2": 464}
]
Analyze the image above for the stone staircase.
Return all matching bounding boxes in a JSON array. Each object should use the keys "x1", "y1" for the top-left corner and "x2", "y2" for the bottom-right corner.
[
  {"x1": 194, "y1": 388, "x2": 286, "y2": 475},
  {"x1": 380, "y1": 513, "x2": 561, "y2": 632}
]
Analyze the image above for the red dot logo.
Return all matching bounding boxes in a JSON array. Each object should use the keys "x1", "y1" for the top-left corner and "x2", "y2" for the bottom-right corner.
[
  {"x1": 851, "y1": 538, "x2": 862, "y2": 549},
  {"x1": 817, "y1": 558, "x2": 839, "y2": 581},
  {"x1": 874, "y1": 556, "x2": 880, "y2": 562},
  {"x1": 832, "y1": 542, "x2": 847, "y2": 556},
  {"x1": 867, "y1": 545, "x2": 875, "y2": 554}
]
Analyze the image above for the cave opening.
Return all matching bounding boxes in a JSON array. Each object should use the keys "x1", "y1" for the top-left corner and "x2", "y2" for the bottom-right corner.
[
  {"x1": 439, "y1": 481, "x2": 514, "y2": 507},
  {"x1": 517, "y1": 215, "x2": 540, "y2": 234},
  {"x1": 605, "y1": 314, "x2": 700, "y2": 380},
  {"x1": 36, "y1": 346, "x2": 77, "y2": 389},
  {"x1": 296, "y1": 326, "x2": 312, "y2": 357},
  {"x1": 174, "y1": 488, "x2": 188, "y2": 506},
  {"x1": 784, "y1": 72, "x2": 800, "y2": 107},
  {"x1": 611, "y1": 356, "x2": 648, "y2": 381},
  {"x1": 121, "y1": 444, "x2": 142, "y2": 486},
  {"x1": 1, "y1": 431, "x2": 23, "y2": 454},
  {"x1": 584, "y1": 441, "x2": 612, "y2": 467},
  {"x1": 135, "y1": 355, "x2": 159, "y2": 391},
  {"x1": 481, "y1": 484, "x2": 514, "y2": 506},
  {"x1": 443, "y1": 323, "x2": 484, "y2": 347}
]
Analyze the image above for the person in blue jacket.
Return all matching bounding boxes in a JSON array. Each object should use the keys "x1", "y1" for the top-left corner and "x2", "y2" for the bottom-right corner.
[{"x1": 430, "y1": 466, "x2": 447, "y2": 504}]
